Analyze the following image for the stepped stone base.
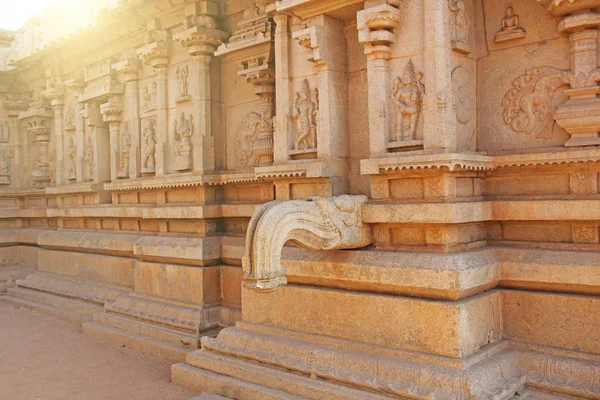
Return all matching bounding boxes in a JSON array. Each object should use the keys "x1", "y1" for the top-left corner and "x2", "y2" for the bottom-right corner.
[{"x1": 172, "y1": 323, "x2": 600, "y2": 400}]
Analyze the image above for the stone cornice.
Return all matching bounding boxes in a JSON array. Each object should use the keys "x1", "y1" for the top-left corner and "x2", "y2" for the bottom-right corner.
[
  {"x1": 45, "y1": 182, "x2": 105, "y2": 196},
  {"x1": 104, "y1": 171, "x2": 258, "y2": 192},
  {"x1": 360, "y1": 153, "x2": 494, "y2": 175}
]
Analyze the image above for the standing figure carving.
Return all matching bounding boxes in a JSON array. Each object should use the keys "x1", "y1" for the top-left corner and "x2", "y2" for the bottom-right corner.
[
  {"x1": 142, "y1": 119, "x2": 157, "y2": 173},
  {"x1": 118, "y1": 130, "x2": 131, "y2": 178},
  {"x1": 66, "y1": 137, "x2": 77, "y2": 180},
  {"x1": 64, "y1": 104, "x2": 75, "y2": 130},
  {"x1": 448, "y1": 0, "x2": 468, "y2": 44},
  {"x1": 174, "y1": 112, "x2": 194, "y2": 171},
  {"x1": 292, "y1": 79, "x2": 318, "y2": 151},
  {"x1": 0, "y1": 151, "x2": 9, "y2": 174},
  {"x1": 142, "y1": 82, "x2": 157, "y2": 111},
  {"x1": 176, "y1": 64, "x2": 189, "y2": 98},
  {"x1": 391, "y1": 60, "x2": 425, "y2": 141},
  {"x1": 84, "y1": 137, "x2": 94, "y2": 181},
  {"x1": 0, "y1": 121, "x2": 9, "y2": 142}
]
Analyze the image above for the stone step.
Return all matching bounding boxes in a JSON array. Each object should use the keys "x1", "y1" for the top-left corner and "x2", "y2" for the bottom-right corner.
[
  {"x1": 172, "y1": 362, "x2": 303, "y2": 400},
  {"x1": 5, "y1": 286, "x2": 103, "y2": 317},
  {"x1": 0, "y1": 294, "x2": 93, "y2": 328},
  {"x1": 174, "y1": 350, "x2": 393, "y2": 400},
  {"x1": 511, "y1": 388, "x2": 586, "y2": 400},
  {"x1": 82, "y1": 321, "x2": 191, "y2": 362},
  {"x1": 93, "y1": 311, "x2": 204, "y2": 349}
]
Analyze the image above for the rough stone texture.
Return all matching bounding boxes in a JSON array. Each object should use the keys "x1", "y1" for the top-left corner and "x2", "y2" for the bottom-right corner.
[{"x1": 0, "y1": 0, "x2": 598, "y2": 399}]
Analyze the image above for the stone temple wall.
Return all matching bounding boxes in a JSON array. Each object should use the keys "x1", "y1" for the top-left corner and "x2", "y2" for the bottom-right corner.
[{"x1": 0, "y1": 0, "x2": 598, "y2": 399}]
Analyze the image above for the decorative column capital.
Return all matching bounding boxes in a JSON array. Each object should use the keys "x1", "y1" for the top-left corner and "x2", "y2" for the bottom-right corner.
[
  {"x1": 357, "y1": 2, "x2": 402, "y2": 60},
  {"x1": 112, "y1": 58, "x2": 141, "y2": 82},
  {"x1": 100, "y1": 96, "x2": 123, "y2": 123},
  {"x1": 174, "y1": 26, "x2": 229, "y2": 57},
  {"x1": 137, "y1": 22, "x2": 171, "y2": 69}
]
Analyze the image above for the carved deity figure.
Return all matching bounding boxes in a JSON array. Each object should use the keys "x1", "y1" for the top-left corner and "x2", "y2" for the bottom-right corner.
[
  {"x1": 495, "y1": 6, "x2": 526, "y2": 42},
  {"x1": 292, "y1": 79, "x2": 318, "y2": 151},
  {"x1": 176, "y1": 64, "x2": 189, "y2": 98},
  {"x1": 173, "y1": 112, "x2": 194, "y2": 171},
  {"x1": 0, "y1": 151, "x2": 9, "y2": 174},
  {"x1": 84, "y1": 137, "x2": 94, "y2": 181},
  {"x1": 0, "y1": 121, "x2": 9, "y2": 142},
  {"x1": 118, "y1": 131, "x2": 131, "y2": 178},
  {"x1": 391, "y1": 60, "x2": 425, "y2": 141},
  {"x1": 448, "y1": 0, "x2": 468, "y2": 43},
  {"x1": 64, "y1": 104, "x2": 75, "y2": 130},
  {"x1": 142, "y1": 120, "x2": 157, "y2": 173},
  {"x1": 66, "y1": 138, "x2": 77, "y2": 180}
]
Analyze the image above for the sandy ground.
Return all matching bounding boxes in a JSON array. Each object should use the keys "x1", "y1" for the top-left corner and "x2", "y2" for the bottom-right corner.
[{"x1": 0, "y1": 301, "x2": 195, "y2": 400}]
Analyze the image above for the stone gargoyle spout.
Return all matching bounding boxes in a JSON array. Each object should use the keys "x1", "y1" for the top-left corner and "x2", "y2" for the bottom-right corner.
[{"x1": 243, "y1": 195, "x2": 373, "y2": 292}]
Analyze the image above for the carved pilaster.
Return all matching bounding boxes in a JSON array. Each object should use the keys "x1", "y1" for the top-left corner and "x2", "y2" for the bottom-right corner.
[
  {"x1": 539, "y1": 0, "x2": 600, "y2": 146},
  {"x1": 216, "y1": 3, "x2": 275, "y2": 167},
  {"x1": 357, "y1": 1, "x2": 402, "y2": 156},
  {"x1": 19, "y1": 100, "x2": 53, "y2": 187},
  {"x1": 112, "y1": 58, "x2": 141, "y2": 179},
  {"x1": 293, "y1": 14, "x2": 348, "y2": 160},
  {"x1": 100, "y1": 97, "x2": 123, "y2": 181}
]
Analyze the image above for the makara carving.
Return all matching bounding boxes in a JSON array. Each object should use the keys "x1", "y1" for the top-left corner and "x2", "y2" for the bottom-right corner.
[
  {"x1": 391, "y1": 60, "x2": 425, "y2": 141},
  {"x1": 292, "y1": 79, "x2": 319, "y2": 151},
  {"x1": 243, "y1": 195, "x2": 373, "y2": 292},
  {"x1": 495, "y1": 6, "x2": 526, "y2": 43},
  {"x1": 142, "y1": 119, "x2": 157, "y2": 174},
  {"x1": 501, "y1": 67, "x2": 569, "y2": 140},
  {"x1": 65, "y1": 137, "x2": 77, "y2": 181},
  {"x1": 173, "y1": 112, "x2": 193, "y2": 171}
]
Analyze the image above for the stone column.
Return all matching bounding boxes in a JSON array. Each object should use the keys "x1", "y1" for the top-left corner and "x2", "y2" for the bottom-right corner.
[
  {"x1": 422, "y1": 0, "x2": 458, "y2": 151},
  {"x1": 273, "y1": 14, "x2": 291, "y2": 163},
  {"x1": 548, "y1": 3, "x2": 600, "y2": 147},
  {"x1": 112, "y1": 58, "x2": 141, "y2": 179},
  {"x1": 100, "y1": 96, "x2": 123, "y2": 182},
  {"x1": 43, "y1": 70, "x2": 65, "y2": 185},
  {"x1": 174, "y1": 7, "x2": 228, "y2": 173},
  {"x1": 357, "y1": 1, "x2": 401, "y2": 156},
  {"x1": 293, "y1": 14, "x2": 348, "y2": 159},
  {"x1": 4, "y1": 98, "x2": 28, "y2": 188}
]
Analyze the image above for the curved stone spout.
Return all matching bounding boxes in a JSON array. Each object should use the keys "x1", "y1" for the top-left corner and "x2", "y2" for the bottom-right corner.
[{"x1": 243, "y1": 195, "x2": 373, "y2": 292}]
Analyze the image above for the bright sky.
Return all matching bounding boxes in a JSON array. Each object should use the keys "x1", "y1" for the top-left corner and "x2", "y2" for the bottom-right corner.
[
  {"x1": 0, "y1": 1, "x2": 52, "y2": 31},
  {"x1": 0, "y1": 0, "x2": 95, "y2": 31}
]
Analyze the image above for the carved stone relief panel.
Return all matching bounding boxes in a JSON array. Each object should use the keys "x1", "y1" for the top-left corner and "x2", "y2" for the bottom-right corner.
[
  {"x1": 64, "y1": 103, "x2": 76, "y2": 131},
  {"x1": 390, "y1": 60, "x2": 425, "y2": 144},
  {"x1": 65, "y1": 137, "x2": 77, "y2": 181},
  {"x1": 175, "y1": 63, "x2": 190, "y2": 102},
  {"x1": 290, "y1": 79, "x2": 318, "y2": 155},
  {"x1": 173, "y1": 112, "x2": 194, "y2": 172},
  {"x1": 235, "y1": 111, "x2": 262, "y2": 168},
  {"x1": 448, "y1": 0, "x2": 471, "y2": 54},
  {"x1": 141, "y1": 80, "x2": 157, "y2": 112},
  {"x1": 0, "y1": 120, "x2": 9, "y2": 143},
  {"x1": 141, "y1": 118, "x2": 157, "y2": 175},
  {"x1": 495, "y1": 6, "x2": 526, "y2": 43},
  {"x1": 0, "y1": 150, "x2": 11, "y2": 185},
  {"x1": 84, "y1": 136, "x2": 94, "y2": 181},
  {"x1": 118, "y1": 122, "x2": 131, "y2": 179},
  {"x1": 501, "y1": 67, "x2": 569, "y2": 140}
]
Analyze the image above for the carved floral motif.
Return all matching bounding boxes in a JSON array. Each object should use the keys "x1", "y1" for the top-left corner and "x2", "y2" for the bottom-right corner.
[
  {"x1": 501, "y1": 66, "x2": 569, "y2": 139},
  {"x1": 391, "y1": 60, "x2": 425, "y2": 141},
  {"x1": 292, "y1": 79, "x2": 318, "y2": 151}
]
